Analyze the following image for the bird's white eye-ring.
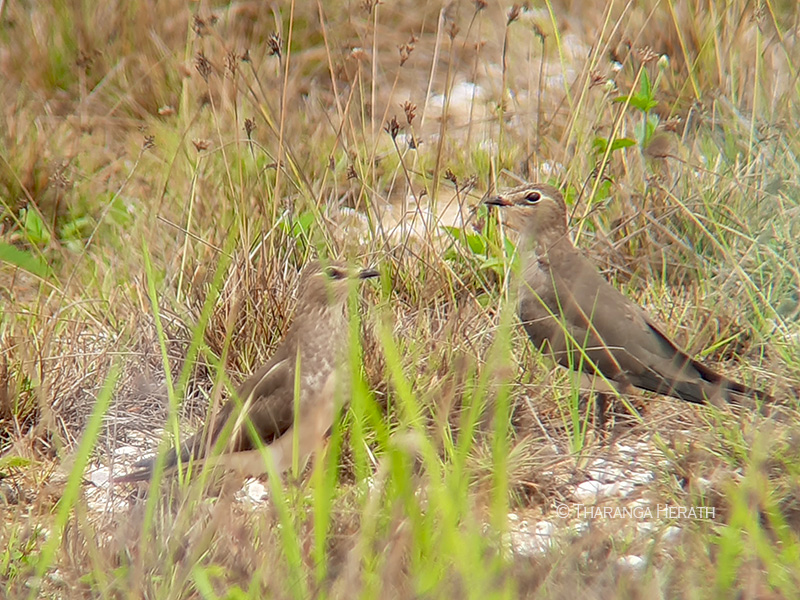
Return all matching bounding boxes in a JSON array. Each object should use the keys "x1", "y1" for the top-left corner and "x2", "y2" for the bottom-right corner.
[{"x1": 524, "y1": 191, "x2": 541, "y2": 204}]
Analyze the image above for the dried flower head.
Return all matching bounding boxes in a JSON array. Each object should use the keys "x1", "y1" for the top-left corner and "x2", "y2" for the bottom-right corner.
[
  {"x1": 507, "y1": 4, "x2": 521, "y2": 25},
  {"x1": 361, "y1": 0, "x2": 380, "y2": 15},
  {"x1": 446, "y1": 20, "x2": 460, "y2": 40},
  {"x1": 50, "y1": 162, "x2": 72, "y2": 190},
  {"x1": 226, "y1": 51, "x2": 238, "y2": 76},
  {"x1": 143, "y1": 135, "x2": 156, "y2": 150},
  {"x1": 192, "y1": 15, "x2": 208, "y2": 37},
  {"x1": 195, "y1": 52, "x2": 212, "y2": 82},
  {"x1": 268, "y1": 33, "x2": 282, "y2": 59},
  {"x1": 192, "y1": 139, "x2": 210, "y2": 152},
  {"x1": 244, "y1": 118, "x2": 256, "y2": 138},
  {"x1": 636, "y1": 46, "x2": 658, "y2": 64},
  {"x1": 384, "y1": 116, "x2": 401, "y2": 139},
  {"x1": 402, "y1": 101, "x2": 417, "y2": 125},
  {"x1": 398, "y1": 35, "x2": 417, "y2": 66},
  {"x1": 76, "y1": 50, "x2": 94, "y2": 72}
]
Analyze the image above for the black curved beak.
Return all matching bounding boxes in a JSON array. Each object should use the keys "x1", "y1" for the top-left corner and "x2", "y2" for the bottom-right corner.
[
  {"x1": 483, "y1": 195, "x2": 512, "y2": 207},
  {"x1": 358, "y1": 268, "x2": 380, "y2": 279}
]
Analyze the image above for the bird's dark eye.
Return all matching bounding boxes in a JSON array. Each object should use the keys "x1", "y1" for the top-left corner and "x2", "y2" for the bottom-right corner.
[
  {"x1": 524, "y1": 191, "x2": 541, "y2": 204},
  {"x1": 325, "y1": 267, "x2": 345, "y2": 280}
]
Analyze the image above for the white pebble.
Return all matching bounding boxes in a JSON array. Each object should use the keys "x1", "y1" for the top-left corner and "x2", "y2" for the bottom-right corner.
[
  {"x1": 588, "y1": 459, "x2": 623, "y2": 483},
  {"x1": 636, "y1": 521, "x2": 654, "y2": 535},
  {"x1": 609, "y1": 480, "x2": 636, "y2": 498},
  {"x1": 617, "y1": 555, "x2": 646, "y2": 572},
  {"x1": 615, "y1": 444, "x2": 635, "y2": 457},
  {"x1": 628, "y1": 470, "x2": 655, "y2": 485},
  {"x1": 90, "y1": 467, "x2": 110, "y2": 487},
  {"x1": 574, "y1": 480, "x2": 604, "y2": 502},
  {"x1": 662, "y1": 525, "x2": 682, "y2": 543},
  {"x1": 245, "y1": 480, "x2": 268, "y2": 503}
]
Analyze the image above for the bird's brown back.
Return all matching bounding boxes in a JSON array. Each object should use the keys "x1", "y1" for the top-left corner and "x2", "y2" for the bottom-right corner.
[{"x1": 487, "y1": 182, "x2": 772, "y2": 405}]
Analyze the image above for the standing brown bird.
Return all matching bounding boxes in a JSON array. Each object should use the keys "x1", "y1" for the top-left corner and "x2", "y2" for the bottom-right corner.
[
  {"x1": 116, "y1": 260, "x2": 379, "y2": 483},
  {"x1": 485, "y1": 182, "x2": 772, "y2": 406}
]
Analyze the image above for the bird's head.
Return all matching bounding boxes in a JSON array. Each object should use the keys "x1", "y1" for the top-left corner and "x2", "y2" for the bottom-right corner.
[
  {"x1": 296, "y1": 260, "x2": 379, "y2": 314},
  {"x1": 484, "y1": 183, "x2": 568, "y2": 244}
]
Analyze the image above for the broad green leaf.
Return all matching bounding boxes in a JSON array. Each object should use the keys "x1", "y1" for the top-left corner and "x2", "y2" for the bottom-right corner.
[
  {"x1": 0, "y1": 242, "x2": 54, "y2": 280},
  {"x1": 465, "y1": 232, "x2": 487, "y2": 255},
  {"x1": 593, "y1": 136, "x2": 636, "y2": 154},
  {"x1": 22, "y1": 208, "x2": 51, "y2": 246}
]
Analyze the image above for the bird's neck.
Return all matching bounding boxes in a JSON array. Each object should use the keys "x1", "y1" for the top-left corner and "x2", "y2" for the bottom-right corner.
[
  {"x1": 292, "y1": 303, "x2": 349, "y2": 351},
  {"x1": 521, "y1": 226, "x2": 572, "y2": 262}
]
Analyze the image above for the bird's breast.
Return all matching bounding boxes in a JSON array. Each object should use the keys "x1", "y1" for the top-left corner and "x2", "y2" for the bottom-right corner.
[{"x1": 296, "y1": 310, "x2": 349, "y2": 400}]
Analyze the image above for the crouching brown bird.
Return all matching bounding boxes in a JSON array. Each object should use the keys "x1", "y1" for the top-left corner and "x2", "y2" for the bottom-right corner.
[
  {"x1": 484, "y1": 182, "x2": 772, "y2": 406},
  {"x1": 116, "y1": 260, "x2": 379, "y2": 483}
]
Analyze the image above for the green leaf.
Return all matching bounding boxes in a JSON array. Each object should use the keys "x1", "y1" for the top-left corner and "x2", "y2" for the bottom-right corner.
[
  {"x1": 612, "y1": 70, "x2": 658, "y2": 113},
  {"x1": 592, "y1": 137, "x2": 636, "y2": 154},
  {"x1": 630, "y1": 95, "x2": 658, "y2": 112},
  {"x1": 503, "y1": 236, "x2": 516, "y2": 258},
  {"x1": 60, "y1": 215, "x2": 93, "y2": 241},
  {"x1": 613, "y1": 94, "x2": 658, "y2": 112},
  {"x1": 479, "y1": 257, "x2": 505, "y2": 271},
  {"x1": 640, "y1": 68, "x2": 652, "y2": 99},
  {"x1": 108, "y1": 196, "x2": 133, "y2": 227},
  {"x1": 0, "y1": 455, "x2": 33, "y2": 472},
  {"x1": 0, "y1": 243, "x2": 54, "y2": 280},
  {"x1": 610, "y1": 138, "x2": 636, "y2": 152},
  {"x1": 465, "y1": 232, "x2": 487, "y2": 255},
  {"x1": 293, "y1": 211, "x2": 315, "y2": 237},
  {"x1": 21, "y1": 208, "x2": 51, "y2": 246},
  {"x1": 280, "y1": 210, "x2": 315, "y2": 240},
  {"x1": 635, "y1": 113, "x2": 660, "y2": 147},
  {"x1": 442, "y1": 225, "x2": 462, "y2": 238},
  {"x1": 443, "y1": 225, "x2": 488, "y2": 256}
]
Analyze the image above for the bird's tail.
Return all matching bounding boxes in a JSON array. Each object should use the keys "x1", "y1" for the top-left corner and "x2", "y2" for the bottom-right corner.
[{"x1": 688, "y1": 356, "x2": 774, "y2": 405}]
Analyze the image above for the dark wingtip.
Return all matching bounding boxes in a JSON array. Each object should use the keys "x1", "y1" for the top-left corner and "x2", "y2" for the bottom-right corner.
[{"x1": 111, "y1": 468, "x2": 154, "y2": 484}]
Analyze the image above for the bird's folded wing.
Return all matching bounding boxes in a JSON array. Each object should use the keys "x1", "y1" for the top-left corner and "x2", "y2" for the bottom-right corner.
[
  {"x1": 116, "y1": 348, "x2": 296, "y2": 483},
  {"x1": 545, "y1": 253, "x2": 708, "y2": 394},
  {"x1": 550, "y1": 255, "x2": 768, "y2": 403}
]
